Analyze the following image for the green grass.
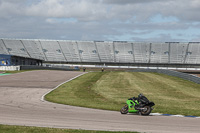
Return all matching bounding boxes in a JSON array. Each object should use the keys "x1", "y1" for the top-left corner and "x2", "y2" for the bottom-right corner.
[
  {"x1": 0, "y1": 125, "x2": 137, "y2": 133},
  {"x1": 0, "y1": 73, "x2": 11, "y2": 76},
  {"x1": 45, "y1": 71, "x2": 200, "y2": 116}
]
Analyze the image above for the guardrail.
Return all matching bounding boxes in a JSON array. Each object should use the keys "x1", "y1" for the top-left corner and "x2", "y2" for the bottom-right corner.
[
  {"x1": 130, "y1": 69, "x2": 200, "y2": 84},
  {"x1": 20, "y1": 65, "x2": 79, "y2": 71}
]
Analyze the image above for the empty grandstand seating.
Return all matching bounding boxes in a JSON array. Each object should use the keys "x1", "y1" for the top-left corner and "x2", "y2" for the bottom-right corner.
[
  {"x1": 133, "y1": 43, "x2": 150, "y2": 63},
  {"x1": 150, "y1": 43, "x2": 163, "y2": 63},
  {"x1": 58, "y1": 41, "x2": 81, "y2": 62},
  {"x1": 77, "y1": 41, "x2": 100, "y2": 62},
  {"x1": 160, "y1": 43, "x2": 170, "y2": 63},
  {"x1": 0, "y1": 39, "x2": 9, "y2": 55},
  {"x1": 2, "y1": 39, "x2": 30, "y2": 58},
  {"x1": 39, "y1": 40, "x2": 66, "y2": 62},
  {"x1": 114, "y1": 42, "x2": 134, "y2": 63},
  {"x1": 95, "y1": 41, "x2": 115, "y2": 62},
  {"x1": 1, "y1": 38, "x2": 200, "y2": 65},
  {"x1": 21, "y1": 40, "x2": 45, "y2": 60},
  {"x1": 186, "y1": 42, "x2": 200, "y2": 64},
  {"x1": 169, "y1": 42, "x2": 187, "y2": 64}
]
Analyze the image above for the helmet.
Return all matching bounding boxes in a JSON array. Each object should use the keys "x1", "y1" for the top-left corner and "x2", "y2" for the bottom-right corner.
[{"x1": 138, "y1": 93, "x2": 144, "y2": 98}]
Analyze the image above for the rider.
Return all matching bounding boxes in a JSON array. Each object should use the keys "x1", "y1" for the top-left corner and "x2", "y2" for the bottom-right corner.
[
  {"x1": 131, "y1": 93, "x2": 149, "y2": 107},
  {"x1": 138, "y1": 93, "x2": 149, "y2": 104}
]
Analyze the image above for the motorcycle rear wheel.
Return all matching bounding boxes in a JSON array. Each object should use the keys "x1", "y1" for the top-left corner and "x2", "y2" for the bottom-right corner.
[
  {"x1": 120, "y1": 104, "x2": 129, "y2": 114},
  {"x1": 140, "y1": 106, "x2": 151, "y2": 116}
]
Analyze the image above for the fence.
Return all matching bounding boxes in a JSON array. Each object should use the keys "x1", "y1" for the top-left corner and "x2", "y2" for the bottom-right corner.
[{"x1": 130, "y1": 69, "x2": 200, "y2": 84}]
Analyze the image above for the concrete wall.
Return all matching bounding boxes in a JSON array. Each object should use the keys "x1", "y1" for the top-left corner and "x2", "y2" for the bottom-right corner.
[{"x1": 0, "y1": 66, "x2": 20, "y2": 71}]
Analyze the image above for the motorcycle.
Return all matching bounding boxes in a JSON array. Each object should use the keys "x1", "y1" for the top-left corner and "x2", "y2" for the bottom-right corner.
[{"x1": 120, "y1": 95, "x2": 155, "y2": 116}]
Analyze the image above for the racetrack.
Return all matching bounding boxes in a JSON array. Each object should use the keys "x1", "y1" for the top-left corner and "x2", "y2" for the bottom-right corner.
[{"x1": 0, "y1": 70, "x2": 199, "y2": 133}]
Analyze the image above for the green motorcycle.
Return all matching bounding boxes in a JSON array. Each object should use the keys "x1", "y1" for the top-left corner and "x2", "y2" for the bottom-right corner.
[{"x1": 120, "y1": 94, "x2": 155, "y2": 116}]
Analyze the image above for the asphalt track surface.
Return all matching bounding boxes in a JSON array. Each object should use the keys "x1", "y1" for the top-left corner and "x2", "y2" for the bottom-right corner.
[{"x1": 0, "y1": 70, "x2": 199, "y2": 133}]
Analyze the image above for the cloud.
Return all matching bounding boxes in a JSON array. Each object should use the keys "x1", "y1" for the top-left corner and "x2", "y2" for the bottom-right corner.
[
  {"x1": 24, "y1": 0, "x2": 107, "y2": 21},
  {"x1": 0, "y1": 0, "x2": 200, "y2": 41},
  {"x1": 1, "y1": 0, "x2": 200, "y2": 22},
  {"x1": 102, "y1": 0, "x2": 164, "y2": 5}
]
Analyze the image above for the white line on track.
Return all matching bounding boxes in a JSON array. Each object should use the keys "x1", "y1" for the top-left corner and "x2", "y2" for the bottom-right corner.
[{"x1": 41, "y1": 72, "x2": 87, "y2": 102}]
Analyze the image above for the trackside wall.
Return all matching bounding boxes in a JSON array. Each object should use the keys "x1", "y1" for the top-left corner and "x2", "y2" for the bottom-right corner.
[
  {"x1": 130, "y1": 69, "x2": 200, "y2": 84},
  {"x1": 20, "y1": 65, "x2": 79, "y2": 71}
]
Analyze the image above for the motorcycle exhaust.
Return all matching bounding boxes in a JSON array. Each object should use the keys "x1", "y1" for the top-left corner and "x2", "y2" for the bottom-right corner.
[
  {"x1": 138, "y1": 107, "x2": 154, "y2": 111},
  {"x1": 137, "y1": 107, "x2": 147, "y2": 112}
]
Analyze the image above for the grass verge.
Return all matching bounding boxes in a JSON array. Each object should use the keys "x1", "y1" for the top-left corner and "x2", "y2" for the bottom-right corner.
[
  {"x1": 0, "y1": 125, "x2": 137, "y2": 133},
  {"x1": 45, "y1": 72, "x2": 200, "y2": 116}
]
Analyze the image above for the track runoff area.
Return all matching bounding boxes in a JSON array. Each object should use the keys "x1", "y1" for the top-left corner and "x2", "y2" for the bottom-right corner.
[{"x1": 0, "y1": 70, "x2": 199, "y2": 133}]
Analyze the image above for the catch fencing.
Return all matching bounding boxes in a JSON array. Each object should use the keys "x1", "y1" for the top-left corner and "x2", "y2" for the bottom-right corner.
[{"x1": 130, "y1": 69, "x2": 200, "y2": 84}]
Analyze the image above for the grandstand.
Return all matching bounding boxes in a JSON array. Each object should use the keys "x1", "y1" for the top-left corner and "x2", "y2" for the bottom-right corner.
[{"x1": 0, "y1": 38, "x2": 200, "y2": 68}]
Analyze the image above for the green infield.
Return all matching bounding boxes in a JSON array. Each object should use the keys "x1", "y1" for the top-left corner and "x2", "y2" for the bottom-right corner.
[
  {"x1": 45, "y1": 72, "x2": 200, "y2": 116},
  {"x1": 0, "y1": 125, "x2": 137, "y2": 133},
  {"x1": 0, "y1": 73, "x2": 11, "y2": 76}
]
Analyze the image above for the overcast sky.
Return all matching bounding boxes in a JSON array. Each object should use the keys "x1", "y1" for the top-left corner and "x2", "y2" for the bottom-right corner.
[{"x1": 0, "y1": 0, "x2": 200, "y2": 42}]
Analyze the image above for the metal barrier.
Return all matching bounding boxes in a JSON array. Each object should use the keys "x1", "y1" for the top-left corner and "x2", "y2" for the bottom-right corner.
[
  {"x1": 20, "y1": 65, "x2": 79, "y2": 71},
  {"x1": 130, "y1": 69, "x2": 200, "y2": 84}
]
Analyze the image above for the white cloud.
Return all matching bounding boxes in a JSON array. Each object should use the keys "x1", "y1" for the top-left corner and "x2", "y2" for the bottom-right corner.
[
  {"x1": 1, "y1": 0, "x2": 200, "y2": 22},
  {"x1": 24, "y1": 0, "x2": 107, "y2": 21},
  {"x1": 0, "y1": 0, "x2": 200, "y2": 41}
]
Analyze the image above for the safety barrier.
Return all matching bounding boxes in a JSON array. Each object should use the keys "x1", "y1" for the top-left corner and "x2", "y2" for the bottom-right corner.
[
  {"x1": 130, "y1": 69, "x2": 200, "y2": 84},
  {"x1": 0, "y1": 66, "x2": 20, "y2": 71},
  {"x1": 20, "y1": 65, "x2": 79, "y2": 71}
]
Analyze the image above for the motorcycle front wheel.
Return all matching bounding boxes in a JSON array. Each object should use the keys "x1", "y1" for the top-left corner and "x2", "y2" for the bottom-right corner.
[
  {"x1": 120, "y1": 104, "x2": 129, "y2": 114},
  {"x1": 140, "y1": 106, "x2": 151, "y2": 116}
]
